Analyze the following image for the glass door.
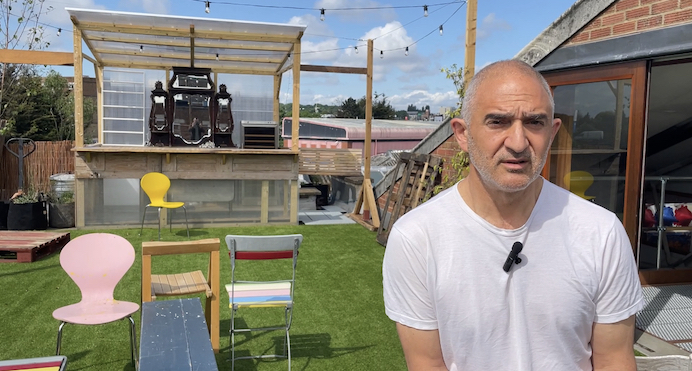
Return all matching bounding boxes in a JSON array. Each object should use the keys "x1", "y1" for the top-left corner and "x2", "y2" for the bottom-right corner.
[{"x1": 542, "y1": 62, "x2": 647, "y2": 248}]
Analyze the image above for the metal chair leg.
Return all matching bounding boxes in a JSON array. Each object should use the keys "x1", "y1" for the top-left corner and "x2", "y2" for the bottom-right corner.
[
  {"x1": 56, "y1": 321, "x2": 66, "y2": 355},
  {"x1": 127, "y1": 316, "x2": 138, "y2": 370},
  {"x1": 139, "y1": 206, "x2": 148, "y2": 237},
  {"x1": 182, "y1": 206, "x2": 190, "y2": 239},
  {"x1": 157, "y1": 208, "x2": 162, "y2": 241},
  {"x1": 230, "y1": 307, "x2": 236, "y2": 369}
]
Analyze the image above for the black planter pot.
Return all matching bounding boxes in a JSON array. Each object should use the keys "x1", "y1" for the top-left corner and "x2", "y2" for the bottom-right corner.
[
  {"x1": 0, "y1": 201, "x2": 9, "y2": 230},
  {"x1": 7, "y1": 201, "x2": 48, "y2": 230},
  {"x1": 49, "y1": 202, "x2": 75, "y2": 228}
]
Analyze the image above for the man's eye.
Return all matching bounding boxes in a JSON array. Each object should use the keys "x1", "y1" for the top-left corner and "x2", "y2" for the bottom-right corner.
[{"x1": 528, "y1": 120, "x2": 544, "y2": 126}]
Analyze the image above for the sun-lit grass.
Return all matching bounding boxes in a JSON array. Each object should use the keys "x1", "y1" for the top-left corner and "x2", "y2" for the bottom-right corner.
[{"x1": 0, "y1": 224, "x2": 406, "y2": 370}]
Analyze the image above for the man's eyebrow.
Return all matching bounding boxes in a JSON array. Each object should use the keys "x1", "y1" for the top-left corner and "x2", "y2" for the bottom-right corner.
[
  {"x1": 522, "y1": 113, "x2": 550, "y2": 121},
  {"x1": 484, "y1": 113, "x2": 512, "y2": 121}
]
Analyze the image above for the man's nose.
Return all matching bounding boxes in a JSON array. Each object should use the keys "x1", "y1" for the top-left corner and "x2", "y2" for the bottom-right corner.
[{"x1": 504, "y1": 121, "x2": 529, "y2": 153}]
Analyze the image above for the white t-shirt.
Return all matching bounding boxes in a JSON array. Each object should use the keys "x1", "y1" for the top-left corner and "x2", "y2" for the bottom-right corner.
[{"x1": 382, "y1": 178, "x2": 643, "y2": 371}]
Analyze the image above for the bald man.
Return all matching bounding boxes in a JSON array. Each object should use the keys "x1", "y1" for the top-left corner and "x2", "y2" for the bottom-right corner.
[{"x1": 382, "y1": 60, "x2": 642, "y2": 371}]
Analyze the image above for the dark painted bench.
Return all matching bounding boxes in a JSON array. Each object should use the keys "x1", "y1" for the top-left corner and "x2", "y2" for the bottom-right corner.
[{"x1": 139, "y1": 298, "x2": 218, "y2": 371}]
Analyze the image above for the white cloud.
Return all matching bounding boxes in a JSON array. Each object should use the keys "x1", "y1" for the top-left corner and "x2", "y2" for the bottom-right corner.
[
  {"x1": 388, "y1": 90, "x2": 459, "y2": 111},
  {"x1": 289, "y1": 14, "x2": 341, "y2": 63},
  {"x1": 314, "y1": 0, "x2": 397, "y2": 23},
  {"x1": 476, "y1": 13, "x2": 511, "y2": 40}
]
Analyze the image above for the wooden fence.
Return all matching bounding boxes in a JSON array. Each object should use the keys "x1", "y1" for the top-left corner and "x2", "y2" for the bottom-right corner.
[{"x1": 0, "y1": 138, "x2": 74, "y2": 199}]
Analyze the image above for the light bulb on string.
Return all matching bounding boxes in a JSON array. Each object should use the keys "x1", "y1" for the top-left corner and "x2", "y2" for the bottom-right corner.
[
  {"x1": 439, "y1": 25, "x2": 443, "y2": 36},
  {"x1": 380, "y1": 50, "x2": 383, "y2": 59},
  {"x1": 354, "y1": 46, "x2": 359, "y2": 54},
  {"x1": 205, "y1": 1, "x2": 210, "y2": 13},
  {"x1": 405, "y1": 46, "x2": 409, "y2": 56},
  {"x1": 140, "y1": 45, "x2": 143, "y2": 52},
  {"x1": 320, "y1": 8, "x2": 325, "y2": 21},
  {"x1": 423, "y1": 5, "x2": 428, "y2": 17},
  {"x1": 215, "y1": 53, "x2": 219, "y2": 61},
  {"x1": 56, "y1": 28, "x2": 61, "y2": 37}
]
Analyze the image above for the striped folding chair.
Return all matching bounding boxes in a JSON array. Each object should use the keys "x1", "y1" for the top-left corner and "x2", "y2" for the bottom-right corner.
[{"x1": 225, "y1": 234, "x2": 302, "y2": 370}]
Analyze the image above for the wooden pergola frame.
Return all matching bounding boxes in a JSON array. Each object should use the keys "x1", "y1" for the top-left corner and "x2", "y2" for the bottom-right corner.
[{"x1": 67, "y1": 8, "x2": 308, "y2": 150}]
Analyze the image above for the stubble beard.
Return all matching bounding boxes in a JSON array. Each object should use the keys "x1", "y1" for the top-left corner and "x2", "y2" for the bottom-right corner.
[{"x1": 466, "y1": 133, "x2": 550, "y2": 193}]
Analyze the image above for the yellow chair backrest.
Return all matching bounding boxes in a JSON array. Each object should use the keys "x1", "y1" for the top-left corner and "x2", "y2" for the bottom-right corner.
[
  {"x1": 564, "y1": 171, "x2": 595, "y2": 200},
  {"x1": 141, "y1": 172, "x2": 171, "y2": 205}
]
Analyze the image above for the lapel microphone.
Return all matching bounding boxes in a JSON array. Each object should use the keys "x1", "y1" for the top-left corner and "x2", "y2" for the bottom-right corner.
[{"x1": 503, "y1": 242, "x2": 523, "y2": 272}]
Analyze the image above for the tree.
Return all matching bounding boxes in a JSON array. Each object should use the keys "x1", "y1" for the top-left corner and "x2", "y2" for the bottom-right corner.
[
  {"x1": 441, "y1": 63, "x2": 466, "y2": 117},
  {"x1": 0, "y1": 71, "x2": 96, "y2": 141},
  {"x1": 337, "y1": 97, "x2": 361, "y2": 118},
  {"x1": 1, "y1": 0, "x2": 52, "y2": 123}
]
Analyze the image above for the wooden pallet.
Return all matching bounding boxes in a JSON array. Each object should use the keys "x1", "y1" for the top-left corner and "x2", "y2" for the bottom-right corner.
[
  {"x1": 0, "y1": 231, "x2": 70, "y2": 263},
  {"x1": 376, "y1": 152, "x2": 442, "y2": 247}
]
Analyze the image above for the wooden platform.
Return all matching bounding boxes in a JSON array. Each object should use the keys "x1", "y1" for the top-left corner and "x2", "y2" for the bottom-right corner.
[{"x1": 0, "y1": 231, "x2": 70, "y2": 263}]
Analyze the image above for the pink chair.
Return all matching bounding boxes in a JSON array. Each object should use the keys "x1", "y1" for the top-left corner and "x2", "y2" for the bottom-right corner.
[{"x1": 52, "y1": 233, "x2": 139, "y2": 369}]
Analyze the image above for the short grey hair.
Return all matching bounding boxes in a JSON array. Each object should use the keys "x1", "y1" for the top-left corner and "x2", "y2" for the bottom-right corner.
[{"x1": 460, "y1": 60, "x2": 554, "y2": 125}]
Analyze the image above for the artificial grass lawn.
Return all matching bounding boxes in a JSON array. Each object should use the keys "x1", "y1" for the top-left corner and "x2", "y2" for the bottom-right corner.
[{"x1": 0, "y1": 224, "x2": 406, "y2": 371}]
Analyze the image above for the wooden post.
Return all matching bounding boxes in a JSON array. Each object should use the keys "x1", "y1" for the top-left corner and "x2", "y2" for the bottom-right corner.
[
  {"x1": 273, "y1": 74, "x2": 281, "y2": 124},
  {"x1": 464, "y1": 0, "x2": 477, "y2": 88},
  {"x1": 260, "y1": 180, "x2": 269, "y2": 223},
  {"x1": 73, "y1": 26, "x2": 84, "y2": 147},
  {"x1": 96, "y1": 64, "x2": 103, "y2": 144},
  {"x1": 350, "y1": 39, "x2": 380, "y2": 229},
  {"x1": 291, "y1": 41, "x2": 301, "y2": 151},
  {"x1": 363, "y1": 39, "x2": 374, "y2": 220}
]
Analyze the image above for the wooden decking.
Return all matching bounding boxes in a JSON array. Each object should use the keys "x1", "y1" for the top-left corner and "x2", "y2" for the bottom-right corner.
[{"x1": 0, "y1": 231, "x2": 70, "y2": 263}]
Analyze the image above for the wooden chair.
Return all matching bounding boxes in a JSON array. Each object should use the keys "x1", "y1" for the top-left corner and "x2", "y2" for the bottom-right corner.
[{"x1": 141, "y1": 238, "x2": 220, "y2": 353}]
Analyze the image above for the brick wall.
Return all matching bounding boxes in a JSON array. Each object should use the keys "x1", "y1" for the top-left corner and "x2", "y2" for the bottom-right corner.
[{"x1": 567, "y1": 0, "x2": 692, "y2": 45}]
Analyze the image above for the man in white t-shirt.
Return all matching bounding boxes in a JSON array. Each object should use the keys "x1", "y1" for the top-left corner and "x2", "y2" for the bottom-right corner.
[{"x1": 382, "y1": 60, "x2": 643, "y2": 371}]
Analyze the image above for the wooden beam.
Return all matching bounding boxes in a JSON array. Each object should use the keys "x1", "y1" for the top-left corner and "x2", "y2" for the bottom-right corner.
[
  {"x1": 76, "y1": 21, "x2": 300, "y2": 43},
  {"x1": 73, "y1": 25, "x2": 84, "y2": 148},
  {"x1": 275, "y1": 43, "x2": 295, "y2": 74},
  {"x1": 87, "y1": 34, "x2": 293, "y2": 52},
  {"x1": 273, "y1": 74, "x2": 281, "y2": 124},
  {"x1": 96, "y1": 65, "x2": 103, "y2": 144},
  {"x1": 463, "y1": 0, "x2": 477, "y2": 87},
  {"x1": 190, "y1": 25, "x2": 195, "y2": 68},
  {"x1": 291, "y1": 41, "x2": 301, "y2": 151},
  {"x1": 82, "y1": 54, "x2": 97, "y2": 65},
  {"x1": 96, "y1": 47, "x2": 282, "y2": 64},
  {"x1": 101, "y1": 61, "x2": 277, "y2": 75},
  {"x1": 364, "y1": 39, "x2": 373, "y2": 182},
  {"x1": 300, "y1": 64, "x2": 367, "y2": 75},
  {"x1": 0, "y1": 49, "x2": 73, "y2": 66}
]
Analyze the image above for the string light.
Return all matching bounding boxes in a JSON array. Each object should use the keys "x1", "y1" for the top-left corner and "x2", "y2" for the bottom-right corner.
[
  {"x1": 56, "y1": 28, "x2": 61, "y2": 36},
  {"x1": 423, "y1": 5, "x2": 429, "y2": 17},
  {"x1": 439, "y1": 25, "x2": 443, "y2": 36},
  {"x1": 140, "y1": 45, "x2": 143, "y2": 52},
  {"x1": 205, "y1": 1, "x2": 210, "y2": 13},
  {"x1": 380, "y1": 50, "x2": 383, "y2": 59},
  {"x1": 405, "y1": 46, "x2": 409, "y2": 56},
  {"x1": 320, "y1": 8, "x2": 325, "y2": 21},
  {"x1": 215, "y1": 53, "x2": 219, "y2": 61},
  {"x1": 354, "y1": 46, "x2": 358, "y2": 54}
]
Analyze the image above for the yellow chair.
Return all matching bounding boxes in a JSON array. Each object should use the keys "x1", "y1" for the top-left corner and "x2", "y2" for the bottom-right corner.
[
  {"x1": 139, "y1": 172, "x2": 189, "y2": 240},
  {"x1": 564, "y1": 171, "x2": 596, "y2": 201}
]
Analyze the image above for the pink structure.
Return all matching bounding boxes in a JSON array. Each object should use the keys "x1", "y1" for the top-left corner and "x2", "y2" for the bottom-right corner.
[{"x1": 282, "y1": 117, "x2": 441, "y2": 155}]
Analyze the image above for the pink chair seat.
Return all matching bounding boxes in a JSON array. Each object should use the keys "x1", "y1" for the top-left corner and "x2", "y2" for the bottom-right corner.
[{"x1": 53, "y1": 300, "x2": 139, "y2": 325}]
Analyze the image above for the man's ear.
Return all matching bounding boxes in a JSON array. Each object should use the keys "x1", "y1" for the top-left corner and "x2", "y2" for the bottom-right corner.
[
  {"x1": 451, "y1": 118, "x2": 469, "y2": 152},
  {"x1": 551, "y1": 117, "x2": 562, "y2": 140}
]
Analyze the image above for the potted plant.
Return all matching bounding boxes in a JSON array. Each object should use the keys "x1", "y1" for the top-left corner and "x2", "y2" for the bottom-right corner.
[
  {"x1": 7, "y1": 189, "x2": 48, "y2": 230},
  {"x1": 48, "y1": 190, "x2": 75, "y2": 228}
]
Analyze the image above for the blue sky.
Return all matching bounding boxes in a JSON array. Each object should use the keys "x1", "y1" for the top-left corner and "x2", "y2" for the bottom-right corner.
[{"x1": 36, "y1": 0, "x2": 576, "y2": 110}]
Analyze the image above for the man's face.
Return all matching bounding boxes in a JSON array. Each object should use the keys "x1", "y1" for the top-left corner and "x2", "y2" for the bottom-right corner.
[{"x1": 453, "y1": 71, "x2": 561, "y2": 193}]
